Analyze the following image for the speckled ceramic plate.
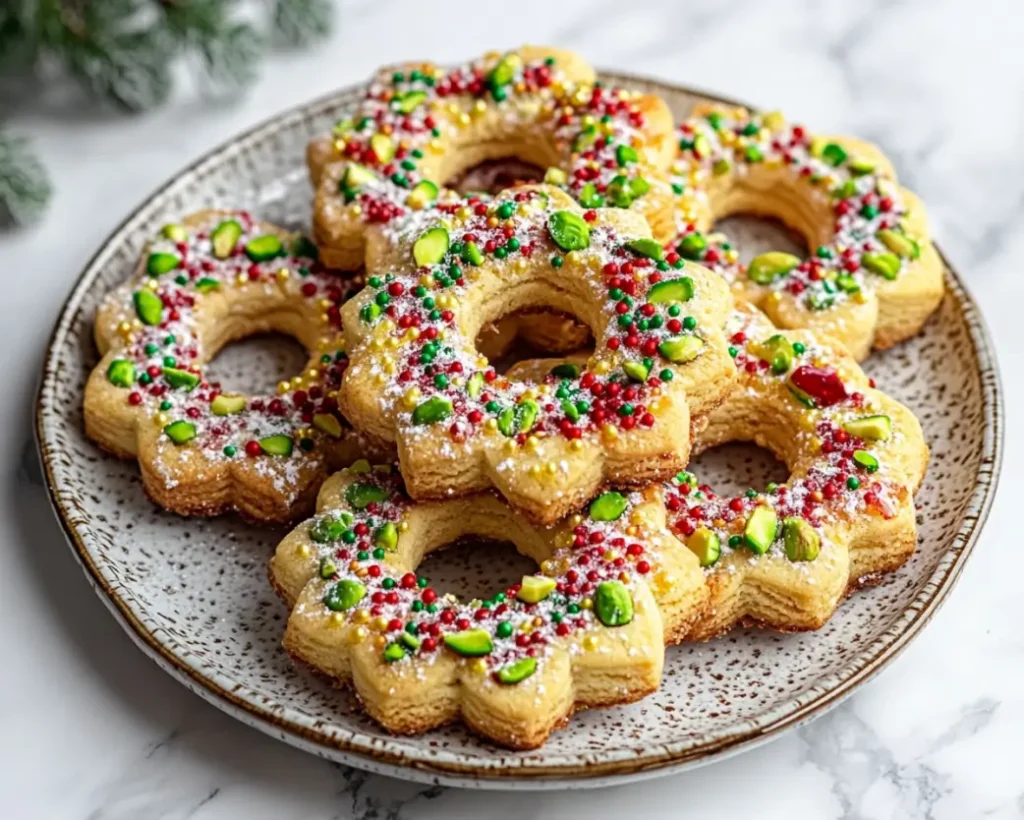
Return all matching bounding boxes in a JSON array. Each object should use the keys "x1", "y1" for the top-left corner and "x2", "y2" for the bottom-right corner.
[{"x1": 35, "y1": 72, "x2": 1002, "y2": 789}]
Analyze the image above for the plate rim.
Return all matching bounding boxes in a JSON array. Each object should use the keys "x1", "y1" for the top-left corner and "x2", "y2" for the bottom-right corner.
[{"x1": 34, "y1": 69, "x2": 1005, "y2": 788}]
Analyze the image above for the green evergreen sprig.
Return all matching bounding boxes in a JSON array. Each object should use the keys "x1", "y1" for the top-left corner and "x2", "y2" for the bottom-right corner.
[{"x1": 0, "y1": 0, "x2": 334, "y2": 229}]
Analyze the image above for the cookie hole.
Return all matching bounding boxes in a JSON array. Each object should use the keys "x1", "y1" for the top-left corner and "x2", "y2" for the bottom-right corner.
[
  {"x1": 687, "y1": 442, "x2": 790, "y2": 498},
  {"x1": 416, "y1": 537, "x2": 537, "y2": 603},
  {"x1": 204, "y1": 332, "x2": 308, "y2": 395},
  {"x1": 476, "y1": 310, "x2": 593, "y2": 376},
  {"x1": 448, "y1": 158, "x2": 545, "y2": 197},
  {"x1": 711, "y1": 214, "x2": 807, "y2": 264}
]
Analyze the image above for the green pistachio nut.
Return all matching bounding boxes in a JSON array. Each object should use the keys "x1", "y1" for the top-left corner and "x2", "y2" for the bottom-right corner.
[
  {"x1": 548, "y1": 210, "x2": 591, "y2": 251},
  {"x1": 589, "y1": 491, "x2": 628, "y2": 521},
  {"x1": 146, "y1": 252, "x2": 181, "y2": 276},
  {"x1": 747, "y1": 251, "x2": 800, "y2": 284},
  {"x1": 411, "y1": 396, "x2": 453, "y2": 425},
  {"x1": 106, "y1": 359, "x2": 135, "y2": 388},
  {"x1": 842, "y1": 414, "x2": 892, "y2": 441},
  {"x1": 323, "y1": 579, "x2": 367, "y2": 611},
  {"x1": 496, "y1": 657, "x2": 537, "y2": 684},
  {"x1": 658, "y1": 335, "x2": 704, "y2": 363},
  {"x1": 211, "y1": 220, "x2": 243, "y2": 259},
  {"x1": 687, "y1": 526, "x2": 721, "y2": 567},
  {"x1": 345, "y1": 482, "x2": 389, "y2": 510},
  {"x1": 647, "y1": 277, "x2": 694, "y2": 303},
  {"x1": 783, "y1": 517, "x2": 820, "y2": 562},
  {"x1": 594, "y1": 580, "x2": 634, "y2": 627},
  {"x1": 743, "y1": 505, "x2": 778, "y2": 554}
]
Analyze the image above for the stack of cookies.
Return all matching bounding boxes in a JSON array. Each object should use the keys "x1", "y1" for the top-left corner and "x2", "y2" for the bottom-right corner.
[{"x1": 82, "y1": 46, "x2": 940, "y2": 749}]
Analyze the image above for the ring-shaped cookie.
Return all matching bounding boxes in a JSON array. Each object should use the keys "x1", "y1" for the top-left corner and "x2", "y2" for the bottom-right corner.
[
  {"x1": 309, "y1": 46, "x2": 677, "y2": 271},
  {"x1": 84, "y1": 210, "x2": 378, "y2": 522},
  {"x1": 517, "y1": 303, "x2": 928, "y2": 637},
  {"x1": 669, "y1": 105, "x2": 944, "y2": 360},
  {"x1": 269, "y1": 460, "x2": 708, "y2": 749},
  {"x1": 339, "y1": 185, "x2": 735, "y2": 525}
]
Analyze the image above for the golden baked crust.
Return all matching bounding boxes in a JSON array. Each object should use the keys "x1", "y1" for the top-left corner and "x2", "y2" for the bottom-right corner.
[
  {"x1": 308, "y1": 46, "x2": 677, "y2": 270},
  {"x1": 83, "y1": 210, "x2": 388, "y2": 522},
  {"x1": 268, "y1": 461, "x2": 709, "y2": 750},
  {"x1": 338, "y1": 184, "x2": 735, "y2": 525},
  {"x1": 669, "y1": 105, "x2": 943, "y2": 360}
]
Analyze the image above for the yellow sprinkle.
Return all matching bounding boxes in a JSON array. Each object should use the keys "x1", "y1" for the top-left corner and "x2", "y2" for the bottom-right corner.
[
  {"x1": 352, "y1": 608, "x2": 370, "y2": 624},
  {"x1": 603, "y1": 550, "x2": 617, "y2": 562},
  {"x1": 654, "y1": 571, "x2": 676, "y2": 593},
  {"x1": 350, "y1": 626, "x2": 368, "y2": 644},
  {"x1": 347, "y1": 205, "x2": 363, "y2": 218},
  {"x1": 619, "y1": 571, "x2": 631, "y2": 583},
  {"x1": 570, "y1": 514, "x2": 583, "y2": 526},
  {"x1": 541, "y1": 560, "x2": 555, "y2": 574},
  {"x1": 528, "y1": 464, "x2": 541, "y2": 477},
  {"x1": 372, "y1": 616, "x2": 389, "y2": 632},
  {"x1": 297, "y1": 544, "x2": 311, "y2": 558},
  {"x1": 484, "y1": 418, "x2": 498, "y2": 433},
  {"x1": 145, "y1": 279, "x2": 159, "y2": 291},
  {"x1": 470, "y1": 658, "x2": 489, "y2": 675},
  {"x1": 503, "y1": 439, "x2": 517, "y2": 454},
  {"x1": 356, "y1": 567, "x2": 369, "y2": 578},
  {"x1": 545, "y1": 461, "x2": 558, "y2": 475},
  {"x1": 582, "y1": 635, "x2": 598, "y2": 651},
  {"x1": 602, "y1": 424, "x2": 619, "y2": 441},
  {"x1": 155, "y1": 413, "x2": 169, "y2": 426},
  {"x1": 373, "y1": 635, "x2": 387, "y2": 650},
  {"x1": 565, "y1": 251, "x2": 580, "y2": 265},
  {"x1": 458, "y1": 113, "x2": 471, "y2": 126},
  {"x1": 328, "y1": 612, "x2": 344, "y2": 627},
  {"x1": 276, "y1": 267, "x2": 290, "y2": 283},
  {"x1": 570, "y1": 439, "x2": 583, "y2": 451},
  {"x1": 581, "y1": 598, "x2": 593, "y2": 610}
]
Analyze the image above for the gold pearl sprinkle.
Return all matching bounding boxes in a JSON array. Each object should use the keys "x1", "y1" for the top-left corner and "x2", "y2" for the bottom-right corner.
[
  {"x1": 582, "y1": 635, "x2": 598, "y2": 651},
  {"x1": 328, "y1": 612, "x2": 344, "y2": 627},
  {"x1": 350, "y1": 626, "x2": 368, "y2": 644},
  {"x1": 297, "y1": 544, "x2": 311, "y2": 558},
  {"x1": 372, "y1": 616, "x2": 389, "y2": 632},
  {"x1": 470, "y1": 658, "x2": 489, "y2": 675},
  {"x1": 581, "y1": 598, "x2": 593, "y2": 610},
  {"x1": 156, "y1": 412, "x2": 169, "y2": 426},
  {"x1": 373, "y1": 635, "x2": 387, "y2": 650},
  {"x1": 352, "y1": 608, "x2": 370, "y2": 624}
]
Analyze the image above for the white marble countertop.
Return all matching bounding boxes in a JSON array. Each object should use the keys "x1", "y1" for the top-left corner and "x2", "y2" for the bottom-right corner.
[{"x1": 4, "y1": 0, "x2": 1023, "y2": 816}]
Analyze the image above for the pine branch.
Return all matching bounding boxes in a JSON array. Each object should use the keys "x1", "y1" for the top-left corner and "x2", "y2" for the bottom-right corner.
[
  {"x1": 0, "y1": 0, "x2": 334, "y2": 229},
  {"x1": 274, "y1": 0, "x2": 332, "y2": 47},
  {"x1": 0, "y1": 129, "x2": 53, "y2": 229},
  {"x1": 163, "y1": 0, "x2": 262, "y2": 89}
]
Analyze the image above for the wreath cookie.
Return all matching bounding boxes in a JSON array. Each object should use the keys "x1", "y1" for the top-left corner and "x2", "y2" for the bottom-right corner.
[
  {"x1": 521, "y1": 303, "x2": 928, "y2": 638},
  {"x1": 269, "y1": 461, "x2": 709, "y2": 749},
  {"x1": 338, "y1": 185, "x2": 735, "y2": 525},
  {"x1": 84, "y1": 210, "x2": 383, "y2": 522},
  {"x1": 309, "y1": 46, "x2": 677, "y2": 271},
  {"x1": 669, "y1": 105, "x2": 944, "y2": 360}
]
